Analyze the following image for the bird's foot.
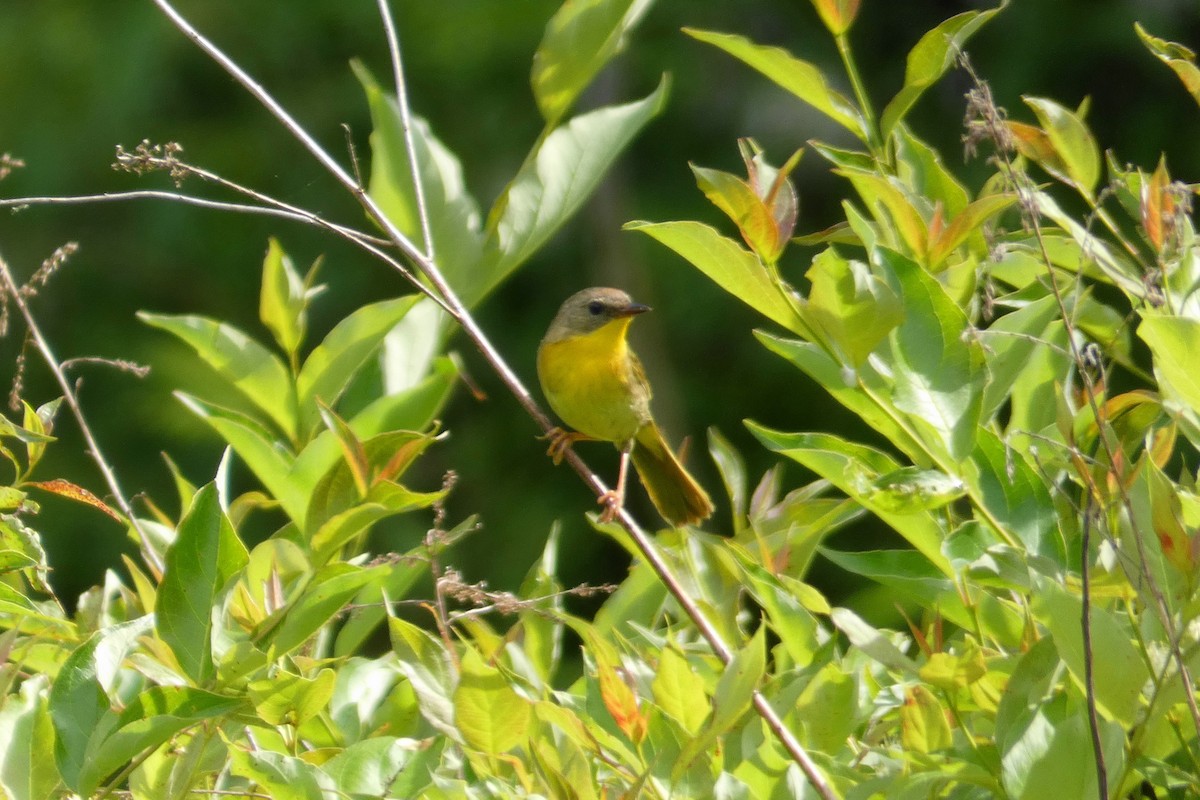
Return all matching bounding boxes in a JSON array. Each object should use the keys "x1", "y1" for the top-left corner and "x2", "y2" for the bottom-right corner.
[
  {"x1": 541, "y1": 427, "x2": 589, "y2": 465},
  {"x1": 597, "y1": 490, "x2": 623, "y2": 523}
]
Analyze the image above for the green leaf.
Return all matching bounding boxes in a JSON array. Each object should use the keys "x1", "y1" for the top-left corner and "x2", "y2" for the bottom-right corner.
[
  {"x1": 174, "y1": 392, "x2": 306, "y2": 526},
  {"x1": 1139, "y1": 314, "x2": 1200, "y2": 418},
  {"x1": 248, "y1": 669, "x2": 336, "y2": 727},
  {"x1": 479, "y1": 78, "x2": 668, "y2": 306},
  {"x1": 454, "y1": 648, "x2": 532, "y2": 756},
  {"x1": 1136, "y1": 23, "x2": 1200, "y2": 108},
  {"x1": 1032, "y1": 579, "x2": 1148, "y2": 726},
  {"x1": 830, "y1": 607, "x2": 920, "y2": 673},
  {"x1": 295, "y1": 295, "x2": 421, "y2": 435},
  {"x1": 48, "y1": 634, "x2": 107, "y2": 794},
  {"x1": 304, "y1": 429, "x2": 438, "y2": 535},
  {"x1": 259, "y1": 238, "x2": 316, "y2": 360},
  {"x1": 0, "y1": 675, "x2": 59, "y2": 800},
  {"x1": 139, "y1": 312, "x2": 297, "y2": 441},
  {"x1": 321, "y1": 738, "x2": 415, "y2": 796},
  {"x1": 894, "y1": 126, "x2": 969, "y2": 219},
  {"x1": 900, "y1": 685, "x2": 952, "y2": 753},
  {"x1": 79, "y1": 687, "x2": 242, "y2": 797},
  {"x1": 651, "y1": 646, "x2": 710, "y2": 735},
  {"x1": 1023, "y1": 96, "x2": 1100, "y2": 196},
  {"x1": 267, "y1": 564, "x2": 382, "y2": 658},
  {"x1": 839, "y1": 171, "x2": 928, "y2": 258},
  {"x1": 804, "y1": 249, "x2": 903, "y2": 366},
  {"x1": 822, "y1": 548, "x2": 978, "y2": 632},
  {"x1": 754, "y1": 331, "x2": 925, "y2": 458},
  {"x1": 684, "y1": 28, "x2": 866, "y2": 140},
  {"x1": 626, "y1": 220, "x2": 807, "y2": 335},
  {"x1": 999, "y1": 695, "x2": 1126, "y2": 800},
  {"x1": 229, "y1": 747, "x2": 336, "y2": 800},
  {"x1": 884, "y1": 248, "x2": 985, "y2": 462},
  {"x1": 355, "y1": 62, "x2": 483, "y2": 286},
  {"x1": 966, "y1": 429, "x2": 1059, "y2": 560},
  {"x1": 531, "y1": 0, "x2": 653, "y2": 126},
  {"x1": 748, "y1": 423, "x2": 954, "y2": 577},
  {"x1": 289, "y1": 357, "x2": 456, "y2": 514},
  {"x1": 866, "y1": 466, "x2": 965, "y2": 513},
  {"x1": 794, "y1": 663, "x2": 857, "y2": 753},
  {"x1": 157, "y1": 483, "x2": 249, "y2": 684},
  {"x1": 388, "y1": 616, "x2": 458, "y2": 739},
  {"x1": 880, "y1": 6, "x2": 1002, "y2": 139},
  {"x1": 928, "y1": 193, "x2": 1016, "y2": 267},
  {"x1": 978, "y1": 295, "x2": 1060, "y2": 422},
  {"x1": 707, "y1": 427, "x2": 748, "y2": 535},
  {"x1": 518, "y1": 525, "x2": 564, "y2": 685},
  {"x1": 672, "y1": 624, "x2": 766, "y2": 779}
]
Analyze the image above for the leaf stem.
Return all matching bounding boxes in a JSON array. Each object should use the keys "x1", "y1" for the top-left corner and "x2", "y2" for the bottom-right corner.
[{"x1": 835, "y1": 34, "x2": 882, "y2": 158}]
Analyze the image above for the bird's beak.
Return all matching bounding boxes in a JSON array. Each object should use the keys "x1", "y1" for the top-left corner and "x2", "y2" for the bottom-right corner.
[{"x1": 615, "y1": 302, "x2": 651, "y2": 317}]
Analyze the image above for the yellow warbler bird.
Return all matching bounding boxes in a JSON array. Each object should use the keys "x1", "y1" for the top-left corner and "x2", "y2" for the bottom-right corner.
[{"x1": 537, "y1": 287, "x2": 714, "y2": 527}]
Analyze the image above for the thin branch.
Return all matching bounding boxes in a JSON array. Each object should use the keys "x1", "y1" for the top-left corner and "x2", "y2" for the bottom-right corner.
[
  {"x1": 376, "y1": 0, "x2": 436, "y2": 263},
  {"x1": 142, "y1": 4, "x2": 834, "y2": 794},
  {"x1": 1080, "y1": 499, "x2": 1108, "y2": 799},
  {"x1": 0, "y1": 251, "x2": 161, "y2": 574}
]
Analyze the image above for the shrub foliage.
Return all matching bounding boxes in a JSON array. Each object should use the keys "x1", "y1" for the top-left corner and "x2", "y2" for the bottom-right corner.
[{"x1": 2, "y1": 1, "x2": 1200, "y2": 798}]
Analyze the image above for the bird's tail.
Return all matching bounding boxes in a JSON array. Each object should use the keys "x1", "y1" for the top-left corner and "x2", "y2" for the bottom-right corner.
[{"x1": 631, "y1": 424, "x2": 714, "y2": 527}]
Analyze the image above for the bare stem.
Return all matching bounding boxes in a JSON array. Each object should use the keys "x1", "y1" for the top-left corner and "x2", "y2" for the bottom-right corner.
[
  {"x1": 0, "y1": 251, "x2": 161, "y2": 574},
  {"x1": 376, "y1": 0, "x2": 436, "y2": 264},
  {"x1": 1080, "y1": 500, "x2": 1108, "y2": 799}
]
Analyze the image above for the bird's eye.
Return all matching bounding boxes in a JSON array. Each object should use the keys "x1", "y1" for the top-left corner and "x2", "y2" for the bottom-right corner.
[{"x1": 587, "y1": 301, "x2": 604, "y2": 315}]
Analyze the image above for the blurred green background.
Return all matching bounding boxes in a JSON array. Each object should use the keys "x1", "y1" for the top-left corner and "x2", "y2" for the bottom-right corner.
[{"x1": 1, "y1": 0, "x2": 1197, "y2": 612}]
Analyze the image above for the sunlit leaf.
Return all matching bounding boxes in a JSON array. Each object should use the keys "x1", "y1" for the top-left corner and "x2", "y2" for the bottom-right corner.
[
  {"x1": 684, "y1": 28, "x2": 866, "y2": 140},
  {"x1": 900, "y1": 685, "x2": 952, "y2": 753},
  {"x1": 139, "y1": 312, "x2": 297, "y2": 441},
  {"x1": 296, "y1": 296, "x2": 421, "y2": 435},
  {"x1": 480, "y1": 78, "x2": 668, "y2": 306},
  {"x1": 531, "y1": 0, "x2": 653, "y2": 125},
  {"x1": 156, "y1": 483, "x2": 249, "y2": 684},
  {"x1": 883, "y1": 248, "x2": 985, "y2": 462},
  {"x1": 1136, "y1": 23, "x2": 1200, "y2": 107},
  {"x1": 1023, "y1": 96, "x2": 1100, "y2": 196},
  {"x1": 880, "y1": 7, "x2": 1002, "y2": 139},
  {"x1": 626, "y1": 220, "x2": 807, "y2": 335},
  {"x1": 355, "y1": 63, "x2": 483, "y2": 288},
  {"x1": 454, "y1": 648, "x2": 532, "y2": 755}
]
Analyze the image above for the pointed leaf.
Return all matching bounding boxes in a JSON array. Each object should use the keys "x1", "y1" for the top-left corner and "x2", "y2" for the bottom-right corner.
[
  {"x1": 880, "y1": 7, "x2": 1002, "y2": 139},
  {"x1": 1023, "y1": 96, "x2": 1100, "y2": 196},
  {"x1": 259, "y1": 238, "x2": 310, "y2": 359},
  {"x1": 139, "y1": 312, "x2": 297, "y2": 440},
  {"x1": 480, "y1": 78, "x2": 668, "y2": 305},
  {"x1": 1136, "y1": 23, "x2": 1200, "y2": 107},
  {"x1": 157, "y1": 483, "x2": 249, "y2": 683},
  {"x1": 175, "y1": 392, "x2": 306, "y2": 526},
  {"x1": 884, "y1": 248, "x2": 985, "y2": 462},
  {"x1": 454, "y1": 648, "x2": 532, "y2": 755},
  {"x1": 626, "y1": 220, "x2": 808, "y2": 335},
  {"x1": 685, "y1": 29, "x2": 866, "y2": 140},
  {"x1": 355, "y1": 63, "x2": 483, "y2": 285},
  {"x1": 531, "y1": 0, "x2": 653, "y2": 125},
  {"x1": 296, "y1": 296, "x2": 421, "y2": 434}
]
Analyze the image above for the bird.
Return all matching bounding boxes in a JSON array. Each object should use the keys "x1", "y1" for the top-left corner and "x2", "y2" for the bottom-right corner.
[{"x1": 537, "y1": 287, "x2": 714, "y2": 527}]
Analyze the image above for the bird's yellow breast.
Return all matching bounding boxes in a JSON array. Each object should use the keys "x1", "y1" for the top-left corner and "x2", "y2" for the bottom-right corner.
[{"x1": 537, "y1": 319, "x2": 648, "y2": 445}]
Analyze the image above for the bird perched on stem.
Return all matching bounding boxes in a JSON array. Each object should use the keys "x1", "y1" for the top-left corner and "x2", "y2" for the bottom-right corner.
[{"x1": 537, "y1": 287, "x2": 714, "y2": 527}]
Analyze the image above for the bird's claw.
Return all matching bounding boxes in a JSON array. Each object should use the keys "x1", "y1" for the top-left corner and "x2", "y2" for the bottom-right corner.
[
  {"x1": 541, "y1": 427, "x2": 583, "y2": 465},
  {"x1": 597, "y1": 490, "x2": 622, "y2": 523}
]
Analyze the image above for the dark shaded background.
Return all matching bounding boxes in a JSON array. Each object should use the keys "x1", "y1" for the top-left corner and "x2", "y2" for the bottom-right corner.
[{"x1": 1, "y1": 1, "x2": 1197, "y2": 613}]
